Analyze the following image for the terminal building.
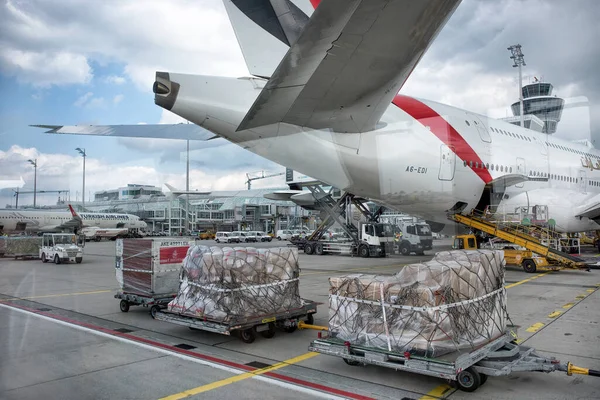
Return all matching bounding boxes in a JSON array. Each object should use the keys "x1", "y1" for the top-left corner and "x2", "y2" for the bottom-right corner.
[{"x1": 72, "y1": 184, "x2": 316, "y2": 235}]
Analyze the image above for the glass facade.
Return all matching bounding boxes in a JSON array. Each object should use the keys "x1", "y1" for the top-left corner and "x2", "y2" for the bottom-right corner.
[{"x1": 511, "y1": 97, "x2": 564, "y2": 134}]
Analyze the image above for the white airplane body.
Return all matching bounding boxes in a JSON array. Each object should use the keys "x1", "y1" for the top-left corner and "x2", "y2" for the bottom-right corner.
[
  {"x1": 34, "y1": 0, "x2": 600, "y2": 233},
  {"x1": 0, "y1": 207, "x2": 147, "y2": 234}
]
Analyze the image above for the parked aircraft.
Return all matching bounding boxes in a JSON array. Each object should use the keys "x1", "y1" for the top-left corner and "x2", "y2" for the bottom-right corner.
[
  {"x1": 34, "y1": 0, "x2": 600, "y2": 233},
  {"x1": 0, "y1": 205, "x2": 147, "y2": 234}
]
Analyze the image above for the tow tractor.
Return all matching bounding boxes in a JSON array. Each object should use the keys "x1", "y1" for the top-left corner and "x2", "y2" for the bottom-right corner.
[{"x1": 39, "y1": 233, "x2": 84, "y2": 264}]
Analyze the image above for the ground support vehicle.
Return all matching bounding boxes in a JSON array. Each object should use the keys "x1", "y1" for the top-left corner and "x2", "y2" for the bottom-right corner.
[
  {"x1": 291, "y1": 184, "x2": 394, "y2": 258},
  {"x1": 115, "y1": 291, "x2": 176, "y2": 318},
  {"x1": 155, "y1": 299, "x2": 317, "y2": 344},
  {"x1": 308, "y1": 329, "x2": 599, "y2": 393},
  {"x1": 393, "y1": 220, "x2": 433, "y2": 255},
  {"x1": 39, "y1": 233, "x2": 84, "y2": 264},
  {"x1": 449, "y1": 212, "x2": 591, "y2": 272},
  {"x1": 453, "y1": 234, "x2": 561, "y2": 273}
]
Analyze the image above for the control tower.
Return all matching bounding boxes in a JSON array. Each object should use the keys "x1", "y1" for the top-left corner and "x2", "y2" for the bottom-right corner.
[{"x1": 510, "y1": 79, "x2": 565, "y2": 134}]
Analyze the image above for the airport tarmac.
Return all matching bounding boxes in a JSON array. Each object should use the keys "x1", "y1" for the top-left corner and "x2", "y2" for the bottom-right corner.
[{"x1": 1, "y1": 239, "x2": 599, "y2": 400}]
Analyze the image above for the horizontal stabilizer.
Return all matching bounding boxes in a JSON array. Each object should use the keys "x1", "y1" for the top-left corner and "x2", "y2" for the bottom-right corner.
[
  {"x1": 237, "y1": 0, "x2": 461, "y2": 133},
  {"x1": 31, "y1": 123, "x2": 217, "y2": 141}
]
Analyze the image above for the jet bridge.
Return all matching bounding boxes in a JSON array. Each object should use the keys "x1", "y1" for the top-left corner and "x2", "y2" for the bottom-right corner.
[{"x1": 448, "y1": 211, "x2": 590, "y2": 271}]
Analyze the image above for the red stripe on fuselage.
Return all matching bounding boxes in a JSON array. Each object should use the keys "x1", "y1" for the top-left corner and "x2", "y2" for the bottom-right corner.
[
  {"x1": 309, "y1": 0, "x2": 321, "y2": 9},
  {"x1": 392, "y1": 94, "x2": 493, "y2": 184}
]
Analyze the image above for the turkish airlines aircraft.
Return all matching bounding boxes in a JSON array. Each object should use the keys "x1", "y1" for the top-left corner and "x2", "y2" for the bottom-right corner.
[
  {"x1": 0, "y1": 205, "x2": 147, "y2": 234},
  {"x1": 34, "y1": 0, "x2": 600, "y2": 233}
]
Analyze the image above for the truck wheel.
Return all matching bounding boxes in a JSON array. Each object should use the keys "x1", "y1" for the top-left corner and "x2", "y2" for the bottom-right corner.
[
  {"x1": 119, "y1": 300, "x2": 130, "y2": 312},
  {"x1": 54, "y1": 254, "x2": 61, "y2": 264},
  {"x1": 522, "y1": 259, "x2": 536, "y2": 273},
  {"x1": 456, "y1": 367, "x2": 481, "y2": 392},
  {"x1": 41, "y1": 253, "x2": 48, "y2": 263},
  {"x1": 239, "y1": 328, "x2": 256, "y2": 344},
  {"x1": 400, "y1": 243, "x2": 410, "y2": 256},
  {"x1": 304, "y1": 243, "x2": 314, "y2": 255},
  {"x1": 359, "y1": 245, "x2": 370, "y2": 258},
  {"x1": 315, "y1": 243, "x2": 324, "y2": 255},
  {"x1": 76, "y1": 257, "x2": 83, "y2": 264},
  {"x1": 343, "y1": 358, "x2": 361, "y2": 366},
  {"x1": 150, "y1": 305, "x2": 160, "y2": 319}
]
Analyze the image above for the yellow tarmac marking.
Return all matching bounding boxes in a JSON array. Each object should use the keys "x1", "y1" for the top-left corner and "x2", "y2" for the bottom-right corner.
[
  {"x1": 548, "y1": 311, "x2": 562, "y2": 318},
  {"x1": 419, "y1": 383, "x2": 453, "y2": 399},
  {"x1": 563, "y1": 303, "x2": 574, "y2": 309},
  {"x1": 586, "y1": 289, "x2": 595, "y2": 293},
  {"x1": 526, "y1": 322, "x2": 545, "y2": 333},
  {"x1": 0, "y1": 289, "x2": 111, "y2": 301},
  {"x1": 504, "y1": 271, "x2": 551, "y2": 289},
  {"x1": 159, "y1": 352, "x2": 319, "y2": 399},
  {"x1": 575, "y1": 295, "x2": 586, "y2": 299},
  {"x1": 301, "y1": 263, "x2": 406, "y2": 276}
]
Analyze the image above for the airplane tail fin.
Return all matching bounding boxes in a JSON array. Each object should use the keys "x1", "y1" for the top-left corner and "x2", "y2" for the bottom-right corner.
[{"x1": 222, "y1": 0, "x2": 316, "y2": 78}]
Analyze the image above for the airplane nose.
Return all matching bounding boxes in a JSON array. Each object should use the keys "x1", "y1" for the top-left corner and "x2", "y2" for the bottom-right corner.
[{"x1": 153, "y1": 72, "x2": 180, "y2": 111}]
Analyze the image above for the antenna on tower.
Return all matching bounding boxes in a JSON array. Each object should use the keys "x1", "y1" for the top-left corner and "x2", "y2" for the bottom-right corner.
[{"x1": 507, "y1": 44, "x2": 526, "y2": 127}]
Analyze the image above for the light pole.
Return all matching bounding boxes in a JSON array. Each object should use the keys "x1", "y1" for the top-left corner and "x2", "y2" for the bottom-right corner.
[
  {"x1": 27, "y1": 159, "x2": 37, "y2": 208},
  {"x1": 75, "y1": 148, "x2": 86, "y2": 209},
  {"x1": 507, "y1": 44, "x2": 526, "y2": 127}
]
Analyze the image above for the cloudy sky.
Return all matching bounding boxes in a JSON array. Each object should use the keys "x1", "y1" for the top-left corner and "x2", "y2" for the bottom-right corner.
[{"x1": 0, "y1": 0, "x2": 598, "y2": 207}]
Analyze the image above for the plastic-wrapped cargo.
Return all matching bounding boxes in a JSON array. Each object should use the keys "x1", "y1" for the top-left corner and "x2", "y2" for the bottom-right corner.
[
  {"x1": 0, "y1": 236, "x2": 43, "y2": 257},
  {"x1": 329, "y1": 250, "x2": 507, "y2": 357},
  {"x1": 167, "y1": 245, "x2": 301, "y2": 322},
  {"x1": 115, "y1": 238, "x2": 194, "y2": 297}
]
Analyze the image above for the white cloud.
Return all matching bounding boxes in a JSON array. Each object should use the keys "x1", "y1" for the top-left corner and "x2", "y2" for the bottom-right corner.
[
  {"x1": 0, "y1": 47, "x2": 93, "y2": 87},
  {"x1": 105, "y1": 75, "x2": 126, "y2": 85},
  {"x1": 86, "y1": 97, "x2": 106, "y2": 109},
  {"x1": 0, "y1": 145, "x2": 286, "y2": 207},
  {"x1": 113, "y1": 94, "x2": 124, "y2": 105},
  {"x1": 159, "y1": 109, "x2": 188, "y2": 124},
  {"x1": 1, "y1": 0, "x2": 248, "y2": 90},
  {"x1": 74, "y1": 92, "x2": 93, "y2": 107}
]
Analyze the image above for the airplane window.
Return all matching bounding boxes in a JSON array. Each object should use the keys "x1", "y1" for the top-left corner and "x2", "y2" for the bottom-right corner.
[
  {"x1": 470, "y1": 161, "x2": 473, "y2": 167},
  {"x1": 465, "y1": 120, "x2": 470, "y2": 126},
  {"x1": 486, "y1": 163, "x2": 489, "y2": 169},
  {"x1": 500, "y1": 165, "x2": 504, "y2": 172},
  {"x1": 463, "y1": 160, "x2": 467, "y2": 167},
  {"x1": 509, "y1": 167, "x2": 512, "y2": 173},
  {"x1": 475, "y1": 162, "x2": 479, "y2": 168},
  {"x1": 474, "y1": 120, "x2": 478, "y2": 125}
]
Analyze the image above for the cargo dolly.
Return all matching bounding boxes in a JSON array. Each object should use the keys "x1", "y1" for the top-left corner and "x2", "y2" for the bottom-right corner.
[
  {"x1": 308, "y1": 328, "x2": 599, "y2": 392},
  {"x1": 154, "y1": 299, "x2": 317, "y2": 344},
  {"x1": 115, "y1": 291, "x2": 176, "y2": 319}
]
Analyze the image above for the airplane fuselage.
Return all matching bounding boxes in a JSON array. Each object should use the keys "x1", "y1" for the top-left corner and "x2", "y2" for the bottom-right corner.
[
  {"x1": 0, "y1": 210, "x2": 147, "y2": 234},
  {"x1": 157, "y1": 73, "x2": 600, "y2": 233}
]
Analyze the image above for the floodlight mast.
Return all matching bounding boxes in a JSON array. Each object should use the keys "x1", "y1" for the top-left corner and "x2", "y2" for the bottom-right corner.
[{"x1": 508, "y1": 44, "x2": 526, "y2": 127}]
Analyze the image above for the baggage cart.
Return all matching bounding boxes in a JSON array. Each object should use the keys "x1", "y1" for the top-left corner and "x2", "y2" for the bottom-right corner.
[
  {"x1": 308, "y1": 327, "x2": 600, "y2": 392},
  {"x1": 155, "y1": 299, "x2": 317, "y2": 344}
]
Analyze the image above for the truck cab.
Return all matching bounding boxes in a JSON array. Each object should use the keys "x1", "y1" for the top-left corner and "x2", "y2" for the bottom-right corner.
[
  {"x1": 396, "y1": 221, "x2": 434, "y2": 255},
  {"x1": 357, "y1": 222, "x2": 396, "y2": 257},
  {"x1": 40, "y1": 233, "x2": 84, "y2": 264}
]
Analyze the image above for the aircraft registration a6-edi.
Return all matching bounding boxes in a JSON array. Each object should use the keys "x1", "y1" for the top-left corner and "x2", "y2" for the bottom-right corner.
[{"x1": 35, "y1": 0, "x2": 600, "y2": 233}]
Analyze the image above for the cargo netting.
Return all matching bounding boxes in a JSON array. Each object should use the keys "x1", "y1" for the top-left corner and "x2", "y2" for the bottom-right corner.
[
  {"x1": 0, "y1": 237, "x2": 42, "y2": 257},
  {"x1": 329, "y1": 250, "x2": 508, "y2": 357},
  {"x1": 168, "y1": 246, "x2": 302, "y2": 323}
]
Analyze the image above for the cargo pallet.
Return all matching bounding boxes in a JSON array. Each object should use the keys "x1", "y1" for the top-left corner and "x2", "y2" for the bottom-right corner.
[
  {"x1": 155, "y1": 299, "x2": 318, "y2": 343},
  {"x1": 309, "y1": 328, "x2": 599, "y2": 392},
  {"x1": 115, "y1": 291, "x2": 176, "y2": 319}
]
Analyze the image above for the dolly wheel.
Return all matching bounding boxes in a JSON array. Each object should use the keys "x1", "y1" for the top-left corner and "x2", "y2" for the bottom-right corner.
[
  {"x1": 456, "y1": 367, "x2": 481, "y2": 392},
  {"x1": 306, "y1": 313, "x2": 314, "y2": 325},
  {"x1": 343, "y1": 358, "x2": 361, "y2": 366},
  {"x1": 260, "y1": 322, "x2": 276, "y2": 339},
  {"x1": 479, "y1": 374, "x2": 488, "y2": 386},
  {"x1": 522, "y1": 259, "x2": 537, "y2": 273},
  {"x1": 239, "y1": 328, "x2": 256, "y2": 343},
  {"x1": 283, "y1": 324, "x2": 297, "y2": 333},
  {"x1": 150, "y1": 305, "x2": 160, "y2": 319},
  {"x1": 119, "y1": 300, "x2": 130, "y2": 313}
]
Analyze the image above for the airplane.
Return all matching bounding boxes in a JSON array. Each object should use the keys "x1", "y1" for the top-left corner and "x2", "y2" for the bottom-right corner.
[
  {"x1": 33, "y1": 0, "x2": 600, "y2": 234},
  {"x1": 0, "y1": 204, "x2": 147, "y2": 234}
]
